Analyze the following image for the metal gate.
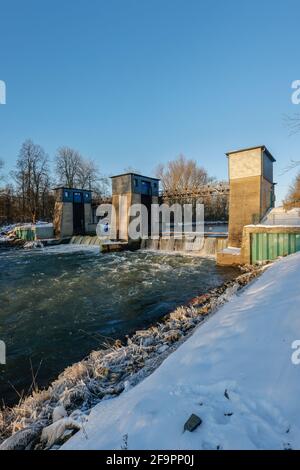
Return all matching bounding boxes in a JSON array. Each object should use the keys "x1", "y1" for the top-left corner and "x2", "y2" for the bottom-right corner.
[{"x1": 251, "y1": 232, "x2": 300, "y2": 263}]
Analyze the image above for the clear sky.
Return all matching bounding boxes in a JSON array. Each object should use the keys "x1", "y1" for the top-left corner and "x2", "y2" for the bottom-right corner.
[{"x1": 0, "y1": 0, "x2": 300, "y2": 204}]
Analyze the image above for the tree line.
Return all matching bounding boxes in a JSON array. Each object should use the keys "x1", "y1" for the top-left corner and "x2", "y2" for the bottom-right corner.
[{"x1": 0, "y1": 140, "x2": 109, "y2": 225}]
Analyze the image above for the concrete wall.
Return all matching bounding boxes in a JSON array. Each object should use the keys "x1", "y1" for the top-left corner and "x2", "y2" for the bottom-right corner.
[
  {"x1": 53, "y1": 201, "x2": 73, "y2": 238},
  {"x1": 111, "y1": 173, "x2": 160, "y2": 241},
  {"x1": 111, "y1": 175, "x2": 132, "y2": 195},
  {"x1": 53, "y1": 201, "x2": 62, "y2": 237},
  {"x1": 218, "y1": 225, "x2": 300, "y2": 265},
  {"x1": 54, "y1": 201, "x2": 94, "y2": 238},
  {"x1": 61, "y1": 203, "x2": 73, "y2": 237},
  {"x1": 228, "y1": 175, "x2": 261, "y2": 246},
  {"x1": 112, "y1": 174, "x2": 159, "y2": 196},
  {"x1": 111, "y1": 193, "x2": 132, "y2": 240},
  {"x1": 111, "y1": 193, "x2": 159, "y2": 241},
  {"x1": 241, "y1": 225, "x2": 300, "y2": 264},
  {"x1": 53, "y1": 202, "x2": 73, "y2": 238},
  {"x1": 54, "y1": 187, "x2": 94, "y2": 238},
  {"x1": 227, "y1": 147, "x2": 274, "y2": 247},
  {"x1": 260, "y1": 178, "x2": 273, "y2": 216},
  {"x1": 229, "y1": 147, "x2": 262, "y2": 180},
  {"x1": 263, "y1": 151, "x2": 273, "y2": 182},
  {"x1": 84, "y1": 204, "x2": 93, "y2": 234},
  {"x1": 216, "y1": 249, "x2": 241, "y2": 266}
]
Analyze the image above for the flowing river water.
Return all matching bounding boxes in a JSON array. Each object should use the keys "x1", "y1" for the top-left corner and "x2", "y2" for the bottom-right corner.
[{"x1": 0, "y1": 245, "x2": 239, "y2": 406}]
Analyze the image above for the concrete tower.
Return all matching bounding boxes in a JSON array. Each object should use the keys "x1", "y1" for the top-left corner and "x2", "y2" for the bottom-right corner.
[
  {"x1": 53, "y1": 187, "x2": 93, "y2": 238},
  {"x1": 111, "y1": 173, "x2": 159, "y2": 241},
  {"x1": 227, "y1": 146, "x2": 276, "y2": 247}
]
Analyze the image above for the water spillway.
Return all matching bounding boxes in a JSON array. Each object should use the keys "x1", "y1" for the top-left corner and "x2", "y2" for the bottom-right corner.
[
  {"x1": 141, "y1": 236, "x2": 228, "y2": 256},
  {"x1": 69, "y1": 235, "x2": 102, "y2": 246},
  {"x1": 69, "y1": 234, "x2": 228, "y2": 256}
]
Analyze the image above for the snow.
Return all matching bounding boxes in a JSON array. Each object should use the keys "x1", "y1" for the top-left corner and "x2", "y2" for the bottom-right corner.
[
  {"x1": 259, "y1": 207, "x2": 300, "y2": 226},
  {"x1": 41, "y1": 244, "x2": 100, "y2": 255},
  {"x1": 221, "y1": 246, "x2": 241, "y2": 255},
  {"x1": 63, "y1": 252, "x2": 300, "y2": 450},
  {"x1": 246, "y1": 224, "x2": 300, "y2": 228}
]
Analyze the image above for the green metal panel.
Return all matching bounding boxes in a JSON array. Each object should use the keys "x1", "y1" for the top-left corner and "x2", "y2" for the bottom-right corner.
[
  {"x1": 296, "y1": 234, "x2": 300, "y2": 251},
  {"x1": 251, "y1": 232, "x2": 300, "y2": 263},
  {"x1": 15, "y1": 227, "x2": 35, "y2": 241}
]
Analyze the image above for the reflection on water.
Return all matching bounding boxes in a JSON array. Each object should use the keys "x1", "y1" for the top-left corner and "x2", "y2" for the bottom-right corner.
[{"x1": 0, "y1": 245, "x2": 238, "y2": 405}]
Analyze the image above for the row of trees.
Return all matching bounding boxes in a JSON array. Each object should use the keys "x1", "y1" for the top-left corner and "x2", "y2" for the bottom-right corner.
[
  {"x1": 156, "y1": 154, "x2": 212, "y2": 192},
  {"x1": 0, "y1": 140, "x2": 109, "y2": 224}
]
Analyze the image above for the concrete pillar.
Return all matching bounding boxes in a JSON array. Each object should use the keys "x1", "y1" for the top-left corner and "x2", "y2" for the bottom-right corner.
[
  {"x1": 111, "y1": 173, "x2": 160, "y2": 241},
  {"x1": 226, "y1": 146, "x2": 276, "y2": 247}
]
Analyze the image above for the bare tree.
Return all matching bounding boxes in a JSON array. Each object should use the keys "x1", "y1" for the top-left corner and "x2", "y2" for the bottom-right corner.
[
  {"x1": 55, "y1": 146, "x2": 110, "y2": 196},
  {"x1": 284, "y1": 113, "x2": 300, "y2": 136},
  {"x1": 54, "y1": 147, "x2": 82, "y2": 188},
  {"x1": 279, "y1": 115, "x2": 300, "y2": 174},
  {"x1": 13, "y1": 140, "x2": 50, "y2": 222},
  {"x1": 283, "y1": 171, "x2": 300, "y2": 209},
  {"x1": 156, "y1": 154, "x2": 210, "y2": 192},
  {"x1": 76, "y1": 158, "x2": 97, "y2": 189},
  {"x1": 77, "y1": 158, "x2": 110, "y2": 195}
]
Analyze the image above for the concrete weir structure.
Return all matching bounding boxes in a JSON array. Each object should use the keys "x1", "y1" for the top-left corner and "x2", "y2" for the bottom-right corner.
[
  {"x1": 111, "y1": 172, "x2": 160, "y2": 242},
  {"x1": 53, "y1": 187, "x2": 93, "y2": 238}
]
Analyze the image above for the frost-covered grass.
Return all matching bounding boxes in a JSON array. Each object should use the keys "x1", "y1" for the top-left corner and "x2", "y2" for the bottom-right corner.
[{"x1": 63, "y1": 253, "x2": 300, "y2": 450}]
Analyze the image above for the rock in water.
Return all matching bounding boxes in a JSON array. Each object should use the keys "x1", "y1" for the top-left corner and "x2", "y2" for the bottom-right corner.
[{"x1": 184, "y1": 414, "x2": 202, "y2": 432}]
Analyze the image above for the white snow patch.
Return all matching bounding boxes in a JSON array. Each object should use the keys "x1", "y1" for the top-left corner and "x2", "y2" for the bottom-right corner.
[
  {"x1": 245, "y1": 224, "x2": 300, "y2": 228},
  {"x1": 221, "y1": 246, "x2": 241, "y2": 255},
  {"x1": 63, "y1": 252, "x2": 300, "y2": 450}
]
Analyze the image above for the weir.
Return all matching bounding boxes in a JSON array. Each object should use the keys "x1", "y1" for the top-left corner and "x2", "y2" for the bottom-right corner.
[
  {"x1": 141, "y1": 236, "x2": 227, "y2": 256},
  {"x1": 69, "y1": 234, "x2": 228, "y2": 256}
]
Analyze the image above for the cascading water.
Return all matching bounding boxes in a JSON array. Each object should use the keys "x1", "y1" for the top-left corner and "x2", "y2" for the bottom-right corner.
[{"x1": 141, "y1": 236, "x2": 227, "y2": 256}]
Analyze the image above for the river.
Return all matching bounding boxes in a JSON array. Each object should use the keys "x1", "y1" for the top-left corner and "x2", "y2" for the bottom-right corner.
[{"x1": 0, "y1": 245, "x2": 238, "y2": 405}]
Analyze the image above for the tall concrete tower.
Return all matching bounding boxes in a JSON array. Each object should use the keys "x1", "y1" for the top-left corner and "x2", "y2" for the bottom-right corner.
[{"x1": 227, "y1": 146, "x2": 276, "y2": 247}]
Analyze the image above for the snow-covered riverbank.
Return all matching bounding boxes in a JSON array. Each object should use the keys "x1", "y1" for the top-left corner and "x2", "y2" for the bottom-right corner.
[
  {"x1": 63, "y1": 253, "x2": 300, "y2": 450},
  {"x1": 0, "y1": 264, "x2": 259, "y2": 450}
]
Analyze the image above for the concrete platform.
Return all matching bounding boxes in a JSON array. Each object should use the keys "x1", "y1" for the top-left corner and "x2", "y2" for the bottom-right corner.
[{"x1": 217, "y1": 247, "x2": 242, "y2": 266}]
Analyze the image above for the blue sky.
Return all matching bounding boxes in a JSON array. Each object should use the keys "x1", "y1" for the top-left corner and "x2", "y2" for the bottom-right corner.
[{"x1": 0, "y1": 0, "x2": 300, "y2": 203}]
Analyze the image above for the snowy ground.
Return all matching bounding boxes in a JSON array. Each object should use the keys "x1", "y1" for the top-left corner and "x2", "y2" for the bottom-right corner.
[{"x1": 63, "y1": 253, "x2": 300, "y2": 450}]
